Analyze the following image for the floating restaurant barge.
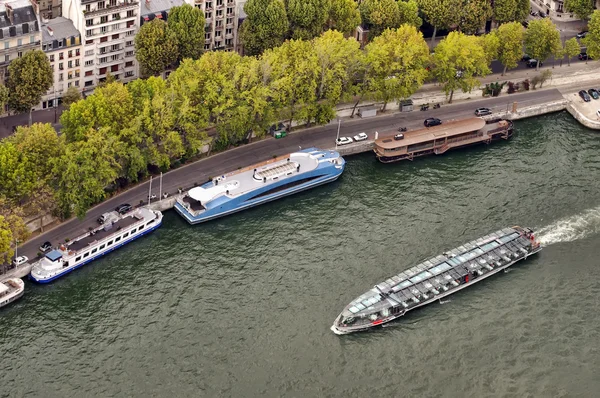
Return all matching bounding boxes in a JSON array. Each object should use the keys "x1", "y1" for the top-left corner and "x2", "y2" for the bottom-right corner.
[
  {"x1": 374, "y1": 117, "x2": 514, "y2": 163},
  {"x1": 331, "y1": 226, "x2": 541, "y2": 335},
  {"x1": 0, "y1": 278, "x2": 24, "y2": 309},
  {"x1": 30, "y1": 208, "x2": 163, "y2": 283},
  {"x1": 175, "y1": 148, "x2": 345, "y2": 224}
]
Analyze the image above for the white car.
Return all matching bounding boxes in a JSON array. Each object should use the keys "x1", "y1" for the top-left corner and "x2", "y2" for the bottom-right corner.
[
  {"x1": 336, "y1": 137, "x2": 353, "y2": 145},
  {"x1": 353, "y1": 132, "x2": 368, "y2": 142},
  {"x1": 13, "y1": 256, "x2": 28, "y2": 266}
]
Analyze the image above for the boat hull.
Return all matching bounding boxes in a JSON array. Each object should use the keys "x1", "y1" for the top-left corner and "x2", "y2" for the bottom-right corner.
[
  {"x1": 0, "y1": 279, "x2": 25, "y2": 309},
  {"x1": 332, "y1": 245, "x2": 541, "y2": 335},
  {"x1": 29, "y1": 217, "x2": 163, "y2": 284}
]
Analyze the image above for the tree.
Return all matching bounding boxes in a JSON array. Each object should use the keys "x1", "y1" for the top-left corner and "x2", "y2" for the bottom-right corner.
[
  {"x1": 359, "y1": 0, "x2": 401, "y2": 39},
  {"x1": 261, "y1": 39, "x2": 319, "y2": 130},
  {"x1": 7, "y1": 50, "x2": 53, "y2": 126},
  {"x1": 53, "y1": 129, "x2": 120, "y2": 218},
  {"x1": 524, "y1": 18, "x2": 562, "y2": 70},
  {"x1": 239, "y1": 0, "x2": 289, "y2": 56},
  {"x1": 167, "y1": 4, "x2": 205, "y2": 62},
  {"x1": 479, "y1": 32, "x2": 500, "y2": 65},
  {"x1": 496, "y1": 21, "x2": 525, "y2": 75},
  {"x1": 564, "y1": 37, "x2": 580, "y2": 66},
  {"x1": 0, "y1": 203, "x2": 29, "y2": 265},
  {"x1": 12, "y1": 123, "x2": 62, "y2": 181},
  {"x1": 286, "y1": 0, "x2": 330, "y2": 40},
  {"x1": 0, "y1": 84, "x2": 8, "y2": 111},
  {"x1": 582, "y1": 11, "x2": 600, "y2": 60},
  {"x1": 493, "y1": 0, "x2": 529, "y2": 24},
  {"x1": 564, "y1": 0, "x2": 594, "y2": 20},
  {"x1": 397, "y1": 0, "x2": 422, "y2": 28},
  {"x1": 135, "y1": 19, "x2": 178, "y2": 77},
  {"x1": 432, "y1": 31, "x2": 491, "y2": 103},
  {"x1": 0, "y1": 215, "x2": 12, "y2": 265},
  {"x1": 62, "y1": 86, "x2": 82, "y2": 109},
  {"x1": 0, "y1": 140, "x2": 37, "y2": 204},
  {"x1": 418, "y1": 0, "x2": 460, "y2": 43},
  {"x1": 456, "y1": 0, "x2": 492, "y2": 34},
  {"x1": 515, "y1": 0, "x2": 530, "y2": 22},
  {"x1": 325, "y1": 0, "x2": 361, "y2": 35},
  {"x1": 364, "y1": 26, "x2": 430, "y2": 111}
]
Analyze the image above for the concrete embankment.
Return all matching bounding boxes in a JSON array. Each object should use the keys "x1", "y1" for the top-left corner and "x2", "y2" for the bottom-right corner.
[{"x1": 0, "y1": 264, "x2": 33, "y2": 282}]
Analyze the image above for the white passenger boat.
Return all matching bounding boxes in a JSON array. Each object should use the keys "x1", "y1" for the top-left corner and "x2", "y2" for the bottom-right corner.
[
  {"x1": 30, "y1": 208, "x2": 163, "y2": 283},
  {"x1": 0, "y1": 278, "x2": 25, "y2": 309}
]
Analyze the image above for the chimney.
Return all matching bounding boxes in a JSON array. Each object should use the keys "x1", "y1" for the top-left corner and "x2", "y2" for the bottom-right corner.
[
  {"x1": 47, "y1": 26, "x2": 53, "y2": 36},
  {"x1": 145, "y1": 0, "x2": 150, "y2": 4},
  {"x1": 6, "y1": 4, "x2": 13, "y2": 25}
]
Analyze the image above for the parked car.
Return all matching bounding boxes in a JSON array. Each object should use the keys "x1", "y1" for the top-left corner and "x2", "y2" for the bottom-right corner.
[
  {"x1": 521, "y1": 21, "x2": 529, "y2": 28},
  {"x1": 526, "y1": 59, "x2": 542, "y2": 68},
  {"x1": 353, "y1": 132, "x2": 368, "y2": 142},
  {"x1": 576, "y1": 31, "x2": 588, "y2": 39},
  {"x1": 597, "y1": 109, "x2": 600, "y2": 118},
  {"x1": 13, "y1": 256, "x2": 28, "y2": 266},
  {"x1": 475, "y1": 107, "x2": 492, "y2": 116},
  {"x1": 588, "y1": 89, "x2": 599, "y2": 100},
  {"x1": 579, "y1": 52, "x2": 592, "y2": 61},
  {"x1": 424, "y1": 118, "x2": 442, "y2": 127},
  {"x1": 394, "y1": 133, "x2": 405, "y2": 140},
  {"x1": 39, "y1": 241, "x2": 52, "y2": 253},
  {"x1": 521, "y1": 54, "x2": 531, "y2": 62},
  {"x1": 336, "y1": 137, "x2": 353, "y2": 146},
  {"x1": 538, "y1": 11, "x2": 546, "y2": 18},
  {"x1": 115, "y1": 203, "x2": 132, "y2": 214},
  {"x1": 579, "y1": 90, "x2": 591, "y2": 102}
]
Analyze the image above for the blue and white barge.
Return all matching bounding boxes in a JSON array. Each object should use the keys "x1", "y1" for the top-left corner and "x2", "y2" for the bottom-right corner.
[
  {"x1": 30, "y1": 208, "x2": 163, "y2": 283},
  {"x1": 175, "y1": 148, "x2": 345, "y2": 224}
]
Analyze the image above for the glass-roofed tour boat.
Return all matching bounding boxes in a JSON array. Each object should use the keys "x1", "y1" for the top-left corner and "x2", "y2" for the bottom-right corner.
[
  {"x1": 175, "y1": 148, "x2": 345, "y2": 224},
  {"x1": 331, "y1": 226, "x2": 542, "y2": 335}
]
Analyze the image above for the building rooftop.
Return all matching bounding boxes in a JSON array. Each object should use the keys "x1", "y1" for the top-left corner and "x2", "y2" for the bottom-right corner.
[
  {"x1": 0, "y1": 0, "x2": 39, "y2": 39},
  {"x1": 41, "y1": 16, "x2": 79, "y2": 43},
  {"x1": 140, "y1": 0, "x2": 184, "y2": 16}
]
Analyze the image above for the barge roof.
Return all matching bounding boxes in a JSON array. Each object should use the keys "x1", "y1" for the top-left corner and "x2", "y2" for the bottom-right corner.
[{"x1": 376, "y1": 117, "x2": 487, "y2": 149}]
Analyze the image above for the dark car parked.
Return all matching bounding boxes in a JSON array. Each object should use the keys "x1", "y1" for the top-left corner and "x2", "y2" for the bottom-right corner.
[
  {"x1": 475, "y1": 107, "x2": 492, "y2": 116},
  {"x1": 526, "y1": 59, "x2": 542, "y2": 68},
  {"x1": 424, "y1": 118, "x2": 442, "y2": 127},
  {"x1": 39, "y1": 241, "x2": 52, "y2": 253},
  {"x1": 579, "y1": 90, "x2": 591, "y2": 102},
  {"x1": 579, "y1": 52, "x2": 592, "y2": 61},
  {"x1": 116, "y1": 203, "x2": 132, "y2": 214},
  {"x1": 576, "y1": 31, "x2": 588, "y2": 39},
  {"x1": 588, "y1": 89, "x2": 599, "y2": 100},
  {"x1": 521, "y1": 54, "x2": 531, "y2": 62}
]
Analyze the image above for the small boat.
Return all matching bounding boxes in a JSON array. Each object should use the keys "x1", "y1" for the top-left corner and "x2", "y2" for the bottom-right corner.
[
  {"x1": 0, "y1": 278, "x2": 25, "y2": 309},
  {"x1": 331, "y1": 226, "x2": 542, "y2": 335},
  {"x1": 175, "y1": 148, "x2": 345, "y2": 224},
  {"x1": 30, "y1": 208, "x2": 163, "y2": 283}
]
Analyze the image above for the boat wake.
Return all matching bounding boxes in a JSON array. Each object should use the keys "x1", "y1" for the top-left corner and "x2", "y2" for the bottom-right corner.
[{"x1": 536, "y1": 206, "x2": 600, "y2": 246}]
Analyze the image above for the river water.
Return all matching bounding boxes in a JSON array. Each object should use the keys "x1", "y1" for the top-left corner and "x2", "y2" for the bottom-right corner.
[{"x1": 2, "y1": 112, "x2": 600, "y2": 397}]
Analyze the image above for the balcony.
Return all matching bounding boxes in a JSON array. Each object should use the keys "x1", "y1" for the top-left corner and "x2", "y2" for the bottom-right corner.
[
  {"x1": 97, "y1": 46, "x2": 123, "y2": 56},
  {"x1": 82, "y1": 1, "x2": 139, "y2": 18},
  {"x1": 97, "y1": 56, "x2": 124, "y2": 66}
]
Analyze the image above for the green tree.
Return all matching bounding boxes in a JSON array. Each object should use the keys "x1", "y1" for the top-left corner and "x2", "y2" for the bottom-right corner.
[
  {"x1": 53, "y1": 129, "x2": 120, "y2": 218},
  {"x1": 325, "y1": 0, "x2": 361, "y2": 35},
  {"x1": 135, "y1": 19, "x2": 178, "y2": 77},
  {"x1": 286, "y1": 0, "x2": 330, "y2": 40},
  {"x1": 515, "y1": 0, "x2": 530, "y2": 22},
  {"x1": 493, "y1": 0, "x2": 529, "y2": 23},
  {"x1": 524, "y1": 18, "x2": 561, "y2": 70},
  {"x1": 240, "y1": 0, "x2": 289, "y2": 56},
  {"x1": 261, "y1": 39, "x2": 319, "y2": 130},
  {"x1": 456, "y1": 0, "x2": 492, "y2": 34},
  {"x1": 12, "y1": 123, "x2": 62, "y2": 181},
  {"x1": 309, "y1": 30, "x2": 362, "y2": 123},
  {"x1": 0, "y1": 84, "x2": 8, "y2": 111},
  {"x1": 0, "y1": 215, "x2": 12, "y2": 264},
  {"x1": 582, "y1": 10, "x2": 600, "y2": 60},
  {"x1": 496, "y1": 21, "x2": 525, "y2": 75},
  {"x1": 479, "y1": 32, "x2": 500, "y2": 64},
  {"x1": 167, "y1": 4, "x2": 205, "y2": 61},
  {"x1": 564, "y1": 37, "x2": 580, "y2": 66},
  {"x1": 62, "y1": 86, "x2": 82, "y2": 109},
  {"x1": 359, "y1": 0, "x2": 401, "y2": 39},
  {"x1": 0, "y1": 140, "x2": 37, "y2": 204},
  {"x1": 417, "y1": 0, "x2": 460, "y2": 43},
  {"x1": 7, "y1": 50, "x2": 53, "y2": 126},
  {"x1": 397, "y1": 0, "x2": 422, "y2": 28},
  {"x1": 564, "y1": 0, "x2": 594, "y2": 20},
  {"x1": 432, "y1": 31, "x2": 491, "y2": 103},
  {"x1": 0, "y1": 202, "x2": 30, "y2": 265},
  {"x1": 364, "y1": 26, "x2": 430, "y2": 111}
]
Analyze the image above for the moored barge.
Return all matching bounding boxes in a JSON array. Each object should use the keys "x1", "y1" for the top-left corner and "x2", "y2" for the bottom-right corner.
[
  {"x1": 331, "y1": 226, "x2": 541, "y2": 335},
  {"x1": 374, "y1": 117, "x2": 513, "y2": 163},
  {"x1": 0, "y1": 278, "x2": 25, "y2": 309}
]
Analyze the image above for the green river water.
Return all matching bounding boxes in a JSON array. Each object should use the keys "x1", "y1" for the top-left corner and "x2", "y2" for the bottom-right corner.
[{"x1": 2, "y1": 112, "x2": 600, "y2": 397}]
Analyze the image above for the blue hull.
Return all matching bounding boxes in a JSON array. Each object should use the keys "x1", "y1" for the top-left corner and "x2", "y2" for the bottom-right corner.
[
  {"x1": 29, "y1": 220, "x2": 163, "y2": 284},
  {"x1": 175, "y1": 157, "x2": 345, "y2": 225}
]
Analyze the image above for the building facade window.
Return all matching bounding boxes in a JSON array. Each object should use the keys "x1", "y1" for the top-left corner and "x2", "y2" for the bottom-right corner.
[
  {"x1": 85, "y1": 49, "x2": 93, "y2": 56},
  {"x1": 17, "y1": 39, "x2": 22, "y2": 46},
  {"x1": 30, "y1": 35, "x2": 35, "y2": 43}
]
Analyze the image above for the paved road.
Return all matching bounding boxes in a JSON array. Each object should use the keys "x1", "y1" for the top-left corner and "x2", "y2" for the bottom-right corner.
[{"x1": 14, "y1": 87, "x2": 568, "y2": 263}]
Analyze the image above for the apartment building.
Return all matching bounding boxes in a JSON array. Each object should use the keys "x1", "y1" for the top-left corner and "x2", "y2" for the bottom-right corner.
[
  {"x1": 0, "y1": 0, "x2": 42, "y2": 81},
  {"x1": 194, "y1": 0, "x2": 238, "y2": 51},
  {"x1": 63, "y1": 0, "x2": 139, "y2": 93},
  {"x1": 38, "y1": 0, "x2": 61, "y2": 19},
  {"x1": 39, "y1": 16, "x2": 81, "y2": 109},
  {"x1": 139, "y1": 0, "x2": 187, "y2": 26}
]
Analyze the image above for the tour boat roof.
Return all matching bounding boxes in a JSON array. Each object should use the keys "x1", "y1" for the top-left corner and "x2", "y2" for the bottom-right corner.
[
  {"x1": 0, "y1": 283, "x2": 8, "y2": 294},
  {"x1": 46, "y1": 250, "x2": 63, "y2": 262},
  {"x1": 376, "y1": 117, "x2": 487, "y2": 149}
]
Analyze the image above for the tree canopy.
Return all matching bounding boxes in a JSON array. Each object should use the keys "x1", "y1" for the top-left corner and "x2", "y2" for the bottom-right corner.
[
  {"x1": 493, "y1": 0, "x2": 530, "y2": 23},
  {"x1": 418, "y1": 0, "x2": 459, "y2": 42},
  {"x1": 359, "y1": 0, "x2": 401, "y2": 39},
  {"x1": 240, "y1": 0, "x2": 289, "y2": 56},
  {"x1": 135, "y1": 19, "x2": 178, "y2": 77},
  {"x1": 62, "y1": 86, "x2": 82, "y2": 109},
  {"x1": 168, "y1": 4, "x2": 206, "y2": 62},
  {"x1": 564, "y1": 0, "x2": 594, "y2": 20},
  {"x1": 326, "y1": 0, "x2": 361, "y2": 35},
  {"x1": 496, "y1": 21, "x2": 525, "y2": 74},
  {"x1": 286, "y1": 0, "x2": 330, "y2": 40},
  {"x1": 524, "y1": 18, "x2": 562, "y2": 70},
  {"x1": 456, "y1": 0, "x2": 492, "y2": 34},
  {"x1": 582, "y1": 10, "x2": 600, "y2": 60}
]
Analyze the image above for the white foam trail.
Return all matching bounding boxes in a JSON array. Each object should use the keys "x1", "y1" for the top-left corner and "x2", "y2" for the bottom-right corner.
[{"x1": 536, "y1": 206, "x2": 600, "y2": 246}]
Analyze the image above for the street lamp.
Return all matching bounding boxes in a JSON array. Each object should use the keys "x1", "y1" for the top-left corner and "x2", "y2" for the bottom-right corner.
[
  {"x1": 335, "y1": 118, "x2": 341, "y2": 149},
  {"x1": 53, "y1": 86, "x2": 57, "y2": 124}
]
